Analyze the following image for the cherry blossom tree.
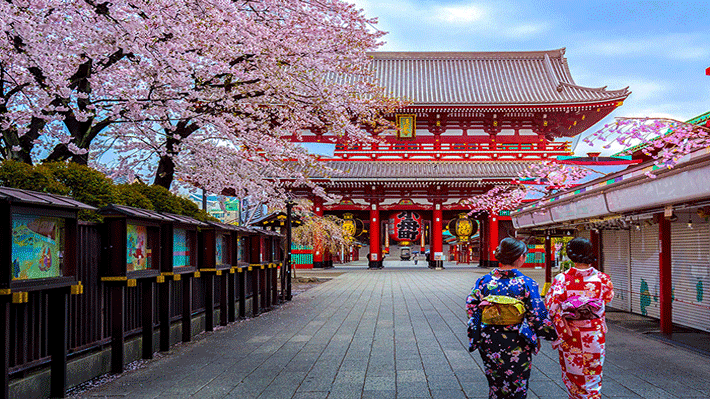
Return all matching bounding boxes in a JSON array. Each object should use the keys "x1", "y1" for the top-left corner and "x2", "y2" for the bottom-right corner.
[
  {"x1": 1, "y1": 0, "x2": 402, "y2": 203},
  {"x1": 465, "y1": 116, "x2": 710, "y2": 212},
  {"x1": 583, "y1": 117, "x2": 710, "y2": 177},
  {"x1": 463, "y1": 162, "x2": 594, "y2": 213},
  {"x1": 288, "y1": 199, "x2": 348, "y2": 253}
]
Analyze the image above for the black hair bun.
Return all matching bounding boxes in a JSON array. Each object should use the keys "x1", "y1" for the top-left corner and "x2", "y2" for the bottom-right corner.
[
  {"x1": 566, "y1": 237, "x2": 596, "y2": 264},
  {"x1": 494, "y1": 237, "x2": 527, "y2": 265}
]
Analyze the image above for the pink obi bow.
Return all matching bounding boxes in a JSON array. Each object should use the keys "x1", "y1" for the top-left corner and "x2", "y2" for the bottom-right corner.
[{"x1": 560, "y1": 295, "x2": 604, "y2": 320}]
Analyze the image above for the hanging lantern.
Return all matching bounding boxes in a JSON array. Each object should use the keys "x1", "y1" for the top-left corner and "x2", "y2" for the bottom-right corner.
[
  {"x1": 342, "y1": 213, "x2": 364, "y2": 237},
  {"x1": 447, "y1": 213, "x2": 478, "y2": 242},
  {"x1": 389, "y1": 211, "x2": 422, "y2": 245}
]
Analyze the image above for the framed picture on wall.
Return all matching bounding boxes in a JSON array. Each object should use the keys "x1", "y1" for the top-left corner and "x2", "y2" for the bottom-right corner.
[{"x1": 396, "y1": 114, "x2": 416, "y2": 140}]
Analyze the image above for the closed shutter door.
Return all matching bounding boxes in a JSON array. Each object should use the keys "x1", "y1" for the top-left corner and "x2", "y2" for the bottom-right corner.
[
  {"x1": 671, "y1": 221, "x2": 710, "y2": 332},
  {"x1": 603, "y1": 230, "x2": 631, "y2": 311},
  {"x1": 630, "y1": 225, "x2": 660, "y2": 318},
  {"x1": 578, "y1": 230, "x2": 591, "y2": 240}
]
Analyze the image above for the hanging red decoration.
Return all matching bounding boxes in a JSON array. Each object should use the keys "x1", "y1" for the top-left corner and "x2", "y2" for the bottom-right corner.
[{"x1": 388, "y1": 211, "x2": 422, "y2": 245}]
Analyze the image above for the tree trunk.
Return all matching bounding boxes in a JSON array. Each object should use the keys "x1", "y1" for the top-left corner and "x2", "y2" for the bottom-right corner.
[
  {"x1": 153, "y1": 154, "x2": 175, "y2": 189},
  {"x1": 152, "y1": 121, "x2": 199, "y2": 189},
  {"x1": 1, "y1": 117, "x2": 45, "y2": 165}
]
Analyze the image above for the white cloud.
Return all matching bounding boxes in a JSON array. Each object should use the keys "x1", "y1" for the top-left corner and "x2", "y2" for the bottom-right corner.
[
  {"x1": 583, "y1": 34, "x2": 710, "y2": 60},
  {"x1": 433, "y1": 4, "x2": 486, "y2": 24},
  {"x1": 504, "y1": 23, "x2": 550, "y2": 39},
  {"x1": 611, "y1": 78, "x2": 666, "y2": 101},
  {"x1": 349, "y1": 0, "x2": 549, "y2": 42}
]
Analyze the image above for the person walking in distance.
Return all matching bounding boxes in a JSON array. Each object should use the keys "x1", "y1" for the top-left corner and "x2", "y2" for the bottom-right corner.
[
  {"x1": 545, "y1": 237, "x2": 614, "y2": 399},
  {"x1": 466, "y1": 237, "x2": 557, "y2": 398}
]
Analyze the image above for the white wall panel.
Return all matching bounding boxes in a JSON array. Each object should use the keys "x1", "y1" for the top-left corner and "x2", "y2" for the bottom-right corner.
[
  {"x1": 603, "y1": 230, "x2": 631, "y2": 311},
  {"x1": 671, "y1": 221, "x2": 710, "y2": 332},
  {"x1": 550, "y1": 194, "x2": 608, "y2": 223},
  {"x1": 629, "y1": 225, "x2": 660, "y2": 318},
  {"x1": 606, "y1": 165, "x2": 710, "y2": 213}
]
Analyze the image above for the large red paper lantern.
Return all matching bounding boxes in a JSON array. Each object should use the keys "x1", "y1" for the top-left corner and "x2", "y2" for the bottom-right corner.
[{"x1": 388, "y1": 211, "x2": 422, "y2": 245}]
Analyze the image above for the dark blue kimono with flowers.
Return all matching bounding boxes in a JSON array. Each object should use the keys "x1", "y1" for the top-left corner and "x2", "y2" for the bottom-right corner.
[{"x1": 466, "y1": 269, "x2": 557, "y2": 399}]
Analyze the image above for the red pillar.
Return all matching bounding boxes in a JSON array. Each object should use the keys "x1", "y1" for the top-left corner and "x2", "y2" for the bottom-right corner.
[
  {"x1": 369, "y1": 206, "x2": 382, "y2": 268},
  {"x1": 659, "y1": 215, "x2": 673, "y2": 335},
  {"x1": 489, "y1": 212, "x2": 499, "y2": 267},
  {"x1": 313, "y1": 197, "x2": 324, "y2": 268},
  {"x1": 432, "y1": 204, "x2": 443, "y2": 269}
]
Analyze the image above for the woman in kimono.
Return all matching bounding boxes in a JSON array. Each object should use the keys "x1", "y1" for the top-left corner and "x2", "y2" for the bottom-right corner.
[
  {"x1": 466, "y1": 238, "x2": 557, "y2": 399},
  {"x1": 545, "y1": 237, "x2": 614, "y2": 399}
]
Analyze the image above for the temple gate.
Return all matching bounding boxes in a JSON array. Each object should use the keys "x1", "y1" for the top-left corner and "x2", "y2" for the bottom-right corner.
[{"x1": 289, "y1": 49, "x2": 629, "y2": 268}]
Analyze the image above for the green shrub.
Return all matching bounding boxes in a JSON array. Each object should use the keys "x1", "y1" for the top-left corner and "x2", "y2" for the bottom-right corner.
[
  {"x1": 0, "y1": 160, "x2": 217, "y2": 222},
  {"x1": 0, "y1": 160, "x2": 69, "y2": 194},
  {"x1": 126, "y1": 183, "x2": 182, "y2": 213},
  {"x1": 114, "y1": 184, "x2": 155, "y2": 210},
  {"x1": 42, "y1": 162, "x2": 116, "y2": 208}
]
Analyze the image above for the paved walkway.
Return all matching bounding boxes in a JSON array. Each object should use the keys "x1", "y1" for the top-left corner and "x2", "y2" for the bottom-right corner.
[{"x1": 76, "y1": 262, "x2": 710, "y2": 398}]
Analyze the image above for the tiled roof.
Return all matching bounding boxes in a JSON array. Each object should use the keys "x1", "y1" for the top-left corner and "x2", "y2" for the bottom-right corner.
[
  {"x1": 99, "y1": 204, "x2": 173, "y2": 221},
  {"x1": 369, "y1": 49, "x2": 629, "y2": 106},
  {"x1": 321, "y1": 161, "x2": 532, "y2": 180},
  {"x1": 0, "y1": 186, "x2": 96, "y2": 211}
]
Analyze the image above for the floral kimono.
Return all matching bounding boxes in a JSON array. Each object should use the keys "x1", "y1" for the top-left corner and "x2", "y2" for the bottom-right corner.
[
  {"x1": 466, "y1": 269, "x2": 557, "y2": 399},
  {"x1": 544, "y1": 267, "x2": 614, "y2": 399}
]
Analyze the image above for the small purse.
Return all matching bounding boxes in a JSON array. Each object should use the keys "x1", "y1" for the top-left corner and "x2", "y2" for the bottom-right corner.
[
  {"x1": 561, "y1": 295, "x2": 604, "y2": 320},
  {"x1": 481, "y1": 295, "x2": 526, "y2": 325}
]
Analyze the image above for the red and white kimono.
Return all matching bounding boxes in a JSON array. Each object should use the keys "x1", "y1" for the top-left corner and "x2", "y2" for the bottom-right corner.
[{"x1": 544, "y1": 267, "x2": 614, "y2": 399}]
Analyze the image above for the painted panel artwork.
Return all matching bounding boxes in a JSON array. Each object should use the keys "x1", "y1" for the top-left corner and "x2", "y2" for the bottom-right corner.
[
  {"x1": 11, "y1": 213, "x2": 65, "y2": 280},
  {"x1": 396, "y1": 114, "x2": 416, "y2": 140},
  {"x1": 238, "y1": 238, "x2": 245, "y2": 262},
  {"x1": 127, "y1": 224, "x2": 150, "y2": 271},
  {"x1": 216, "y1": 234, "x2": 228, "y2": 265},
  {"x1": 173, "y1": 228, "x2": 190, "y2": 267}
]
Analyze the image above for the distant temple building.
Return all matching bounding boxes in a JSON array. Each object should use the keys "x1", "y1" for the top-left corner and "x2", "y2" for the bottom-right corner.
[{"x1": 290, "y1": 49, "x2": 629, "y2": 268}]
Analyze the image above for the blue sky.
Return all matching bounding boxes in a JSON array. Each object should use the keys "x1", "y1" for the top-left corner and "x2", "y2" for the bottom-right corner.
[{"x1": 350, "y1": 0, "x2": 710, "y2": 155}]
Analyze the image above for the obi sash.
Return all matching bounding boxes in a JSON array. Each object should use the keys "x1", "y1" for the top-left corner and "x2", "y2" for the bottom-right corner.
[
  {"x1": 561, "y1": 295, "x2": 604, "y2": 320},
  {"x1": 481, "y1": 295, "x2": 526, "y2": 325}
]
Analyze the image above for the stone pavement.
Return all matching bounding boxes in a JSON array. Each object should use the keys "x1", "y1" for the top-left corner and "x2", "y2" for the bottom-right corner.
[{"x1": 76, "y1": 261, "x2": 710, "y2": 398}]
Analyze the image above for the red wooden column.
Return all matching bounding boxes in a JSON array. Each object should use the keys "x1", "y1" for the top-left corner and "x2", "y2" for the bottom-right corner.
[
  {"x1": 432, "y1": 203, "x2": 443, "y2": 269},
  {"x1": 488, "y1": 212, "x2": 499, "y2": 267},
  {"x1": 313, "y1": 197, "x2": 324, "y2": 268},
  {"x1": 369, "y1": 205, "x2": 382, "y2": 268},
  {"x1": 659, "y1": 215, "x2": 673, "y2": 335}
]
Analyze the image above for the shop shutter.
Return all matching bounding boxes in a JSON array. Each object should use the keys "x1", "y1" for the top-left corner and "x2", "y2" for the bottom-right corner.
[
  {"x1": 629, "y1": 225, "x2": 660, "y2": 318},
  {"x1": 602, "y1": 230, "x2": 631, "y2": 311},
  {"x1": 578, "y1": 230, "x2": 591, "y2": 240},
  {"x1": 671, "y1": 221, "x2": 710, "y2": 332}
]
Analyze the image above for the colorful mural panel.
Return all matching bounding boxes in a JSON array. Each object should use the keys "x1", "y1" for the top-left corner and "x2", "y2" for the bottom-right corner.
[
  {"x1": 216, "y1": 234, "x2": 228, "y2": 265},
  {"x1": 11, "y1": 213, "x2": 65, "y2": 280},
  {"x1": 127, "y1": 224, "x2": 150, "y2": 271},
  {"x1": 173, "y1": 228, "x2": 190, "y2": 267}
]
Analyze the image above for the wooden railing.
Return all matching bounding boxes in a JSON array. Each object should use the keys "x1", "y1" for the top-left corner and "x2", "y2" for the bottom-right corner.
[
  {"x1": 6, "y1": 223, "x2": 282, "y2": 398},
  {"x1": 333, "y1": 141, "x2": 571, "y2": 160}
]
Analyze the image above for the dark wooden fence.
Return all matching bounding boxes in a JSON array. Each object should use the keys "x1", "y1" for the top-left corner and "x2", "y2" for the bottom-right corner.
[{"x1": 6, "y1": 222, "x2": 282, "y2": 398}]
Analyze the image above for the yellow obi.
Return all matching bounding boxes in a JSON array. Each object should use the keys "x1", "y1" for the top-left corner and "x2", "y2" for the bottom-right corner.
[{"x1": 481, "y1": 295, "x2": 526, "y2": 325}]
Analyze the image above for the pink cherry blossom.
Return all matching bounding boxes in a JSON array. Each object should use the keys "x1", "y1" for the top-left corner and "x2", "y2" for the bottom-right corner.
[{"x1": 2, "y1": 0, "x2": 403, "y2": 205}]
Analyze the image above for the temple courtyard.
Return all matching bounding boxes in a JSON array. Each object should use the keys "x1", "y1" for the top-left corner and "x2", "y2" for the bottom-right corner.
[{"x1": 73, "y1": 262, "x2": 710, "y2": 398}]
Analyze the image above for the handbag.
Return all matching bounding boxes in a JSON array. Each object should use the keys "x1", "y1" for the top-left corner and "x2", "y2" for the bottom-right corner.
[
  {"x1": 480, "y1": 295, "x2": 526, "y2": 325},
  {"x1": 561, "y1": 295, "x2": 604, "y2": 320}
]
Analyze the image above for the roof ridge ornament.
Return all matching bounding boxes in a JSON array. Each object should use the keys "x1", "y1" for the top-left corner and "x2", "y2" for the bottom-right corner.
[{"x1": 543, "y1": 54, "x2": 564, "y2": 92}]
